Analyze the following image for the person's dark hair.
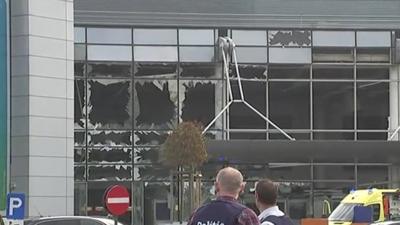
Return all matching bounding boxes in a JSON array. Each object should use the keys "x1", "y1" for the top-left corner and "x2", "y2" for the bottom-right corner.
[{"x1": 255, "y1": 179, "x2": 278, "y2": 205}]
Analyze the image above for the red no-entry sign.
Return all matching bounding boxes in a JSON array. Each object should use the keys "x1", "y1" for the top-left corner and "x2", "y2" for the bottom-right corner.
[{"x1": 104, "y1": 185, "x2": 130, "y2": 216}]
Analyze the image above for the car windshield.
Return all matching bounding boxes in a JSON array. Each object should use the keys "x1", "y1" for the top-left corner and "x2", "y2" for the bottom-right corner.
[{"x1": 329, "y1": 203, "x2": 363, "y2": 221}]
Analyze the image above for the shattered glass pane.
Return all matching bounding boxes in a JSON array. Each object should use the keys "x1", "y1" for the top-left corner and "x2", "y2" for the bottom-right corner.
[
  {"x1": 74, "y1": 165, "x2": 86, "y2": 181},
  {"x1": 88, "y1": 165, "x2": 132, "y2": 181},
  {"x1": 88, "y1": 147, "x2": 132, "y2": 163},
  {"x1": 88, "y1": 131, "x2": 132, "y2": 146},
  {"x1": 134, "y1": 147, "x2": 160, "y2": 164},
  {"x1": 134, "y1": 80, "x2": 177, "y2": 129},
  {"x1": 75, "y1": 148, "x2": 86, "y2": 163},
  {"x1": 134, "y1": 131, "x2": 168, "y2": 146},
  {"x1": 229, "y1": 81, "x2": 266, "y2": 129},
  {"x1": 74, "y1": 62, "x2": 85, "y2": 77},
  {"x1": 74, "y1": 80, "x2": 86, "y2": 128},
  {"x1": 133, "y1": 165, "x2": 170, "y2": 181},
  {"x1": 87, "y1": 62, "x2": 131, "y2": 78},
  {"x1": 74, "y1": 131, "x2": 85, "y2": 146},
  {"x1": 230, "y1": 64, "x2": 267, "y2": 79},
  {"x1": 179, "y1": 80, "x2": 223, "y2": 128},
  {"x1": 269, "y1": 30, "x2": 311, "y2": 47},
  {"x1": 180, "y1": 63, "x2": 222, "y2": 79},
  {"x1": 134, "y1": 63, "x2": 177, "y2": 79},
  {"x1": 87, "y1": 79, "x2": 132, "y2": 129}
]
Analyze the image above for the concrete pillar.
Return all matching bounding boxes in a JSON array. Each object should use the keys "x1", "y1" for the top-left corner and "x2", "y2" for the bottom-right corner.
[
  {"x1": 10, "y1": 0, "x2": 74, "y2": 216},
  {"x1": 389, "y1": 65, "x2": 400, "y2": 140}
]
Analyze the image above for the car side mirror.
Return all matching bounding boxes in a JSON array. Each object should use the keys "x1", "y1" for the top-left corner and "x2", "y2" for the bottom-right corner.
[{"x1": 353, "y1": 206, "x2": 373, "y2": 223}]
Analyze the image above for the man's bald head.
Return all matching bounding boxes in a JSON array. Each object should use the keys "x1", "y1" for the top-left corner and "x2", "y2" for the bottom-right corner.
[{"x1": 215, "y1": 167, "x2": 244, "y2": 196}]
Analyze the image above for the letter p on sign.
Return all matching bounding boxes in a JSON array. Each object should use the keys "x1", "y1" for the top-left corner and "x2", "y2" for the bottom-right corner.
[{"x1": 6, "y1": 193, "x2": 25, "y2": 220}]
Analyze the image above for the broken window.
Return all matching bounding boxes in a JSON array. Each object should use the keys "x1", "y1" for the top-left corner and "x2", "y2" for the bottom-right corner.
[
  {"x1": 74, "y1": 63, "x2": 85, "y2": 77},
  {"x1": 74, "y1": 148, "x2": 86, "y2": 163},
  {"x1": 269, "y1": 30, "x2": 311, "y2": 47},
  {"x1": 179, "y1": 80, "x2": 222, "y2": 128},
  {"x1": 134, "y1": 147, "x2": 160, "y2": 164},
  {"x1": 134, "y1": 80, "x2": 177, "y2": 129},
  {"x1": 74, "y1": 79, "x2": 86, "y2": 128},
  {"x1": 88, "y1": 147, "x2": 132, "y2": 163},
  {"x1": 269, "y1": 82, "x2": 310, "y2": 129},
  {"x1": 88, "y1": 165, "x2": 132, "y2": 181},
  {"x1": 180, "y1": 63, "x2": 221, "y2": 79},
  {"x1": 87, "y1": 62, "x2": 131, "y2": 78},
  {"x1": 74, "y1": 165, "x2": 86, "y2": 181},
  {"x1": 88, "y1": 79, "x2": 132, "y2": 129},
  {"x1": 87, "y1": 182, "x2": 132, "y2": 224},
  {"x1": 134, "y1": 63, "x2": 177, "y2": 79},
  {"x1": 230, "y1": 64, "x2": 267, "y2": 80},
  {"x1": 268, "y1": 64, "x2": 309, "y2": 79},
  {"x1": 88, "y1": 131, "x2": 132, "y2": 146},
  {"x1": 229, "y1": 81, "x2": 266, "y2": 129},
  {"x1": 133, "y1": 165, "x2": 170, "y2": 181},
  {"x1": 74, "y1": 131, "x2": 85, "y2": 146},
  {"x1": 134, "y1": 131, "x2": 168, "y2": 146},
  {"x1": 357, "y1": 82, "x2": 389, "y2": 130}
]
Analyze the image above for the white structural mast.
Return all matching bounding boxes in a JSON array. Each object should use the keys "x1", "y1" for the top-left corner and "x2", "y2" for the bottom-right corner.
[{"x1": 202, "y1": 37, "x2": 295, "y2": 141}]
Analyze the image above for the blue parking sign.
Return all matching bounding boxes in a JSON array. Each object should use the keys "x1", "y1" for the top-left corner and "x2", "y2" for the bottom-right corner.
[{"x1": 6, "y1": 193, "x2": 25, "y2": 219}]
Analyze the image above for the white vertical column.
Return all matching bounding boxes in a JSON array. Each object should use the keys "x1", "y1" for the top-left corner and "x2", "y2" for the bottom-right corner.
[
  {"x1": 10, "y1": 0, "x2": 74, "y2": 216},
  {"x1": 389, "y1": 65, "x2": 399, "y2": 140}
]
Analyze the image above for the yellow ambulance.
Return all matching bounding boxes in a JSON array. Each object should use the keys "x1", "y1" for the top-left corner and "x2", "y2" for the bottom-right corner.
[{"x1": 328, "y1": 189, "x2": 400, "y2": 225}]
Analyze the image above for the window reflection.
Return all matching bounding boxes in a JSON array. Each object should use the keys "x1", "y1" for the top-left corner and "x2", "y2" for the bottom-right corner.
[
  {"x1": 134, "y1": 46, "x2": 177, "y2": 62},
  {"x1": 87, "y1": 45, "x2": 132, "y2": 61}
]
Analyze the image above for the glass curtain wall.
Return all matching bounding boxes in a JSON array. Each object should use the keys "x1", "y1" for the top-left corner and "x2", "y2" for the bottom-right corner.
[{"x1": 74, "y1": 27, "x2": 399, "y2": 225}]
